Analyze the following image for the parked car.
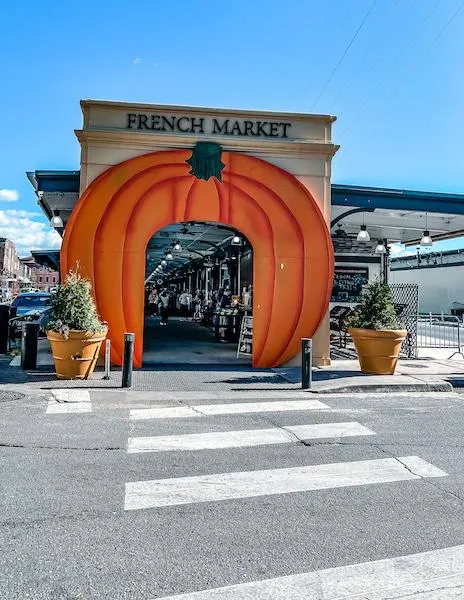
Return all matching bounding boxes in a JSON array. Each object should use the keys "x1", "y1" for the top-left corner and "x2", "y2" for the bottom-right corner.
[
  {"x1": 11, "y1": 292, "x2": 52, "y2": 317},
  {"x1": 8, "y1": 292, "x2": 53, "y2": 344}
]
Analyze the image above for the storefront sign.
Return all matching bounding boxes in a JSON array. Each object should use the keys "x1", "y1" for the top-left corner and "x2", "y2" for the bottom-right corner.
[
  {"x1": 331, "y1": 267, "x2": 368, "y2": 303},
  {"x1": 126, "y1": 113, "x2": 292, "y2": 138},
  {"x1": 237, "y1": 316, "x2": 253, "y2": 357}
]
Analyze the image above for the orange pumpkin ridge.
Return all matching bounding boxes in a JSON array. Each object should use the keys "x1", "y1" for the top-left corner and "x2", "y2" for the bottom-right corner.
[
  {"x1": 93, "y1": 166, "x2": 190, "y2": 341},
  {"x1": 225, "y1": 181, "x2": 276, "y2": 366}
]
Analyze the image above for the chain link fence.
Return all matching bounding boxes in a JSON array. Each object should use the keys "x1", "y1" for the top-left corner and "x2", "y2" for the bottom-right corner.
[{"x1": 389, "y1": 283, "x2": 419, "y2": 358}]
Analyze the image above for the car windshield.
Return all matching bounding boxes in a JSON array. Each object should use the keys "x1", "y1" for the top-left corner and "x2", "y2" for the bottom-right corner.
[{"x1": 15, "y1": 296, "x2": 51, "y2": 307}]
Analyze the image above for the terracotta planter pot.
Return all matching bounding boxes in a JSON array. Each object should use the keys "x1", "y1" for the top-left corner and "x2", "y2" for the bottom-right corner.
[
  {"x1": 46, "y1": 328, "x2": 108, "y2": 380},
  {"x1": 348, "y1": 327, "x2": 407, "y2": 375}
]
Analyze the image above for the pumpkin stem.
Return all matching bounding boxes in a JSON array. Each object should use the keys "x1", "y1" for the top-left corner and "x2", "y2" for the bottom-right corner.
[{"x1": 186, "y1": 142, "x2": 225, "y2": 182}]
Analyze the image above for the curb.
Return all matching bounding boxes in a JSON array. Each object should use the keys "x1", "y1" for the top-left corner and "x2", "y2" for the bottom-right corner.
[{"x1": 308, "y1": 381, "x2": 453, "y2": 394}]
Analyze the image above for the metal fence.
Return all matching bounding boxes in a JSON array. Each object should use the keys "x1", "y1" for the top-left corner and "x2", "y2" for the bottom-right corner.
[
  {"x1": 416, "y1": 313, "x2": 464, "y2": 358},
  {"x1": 389, "y1": 283, "x2": 419, "y2": 358}
]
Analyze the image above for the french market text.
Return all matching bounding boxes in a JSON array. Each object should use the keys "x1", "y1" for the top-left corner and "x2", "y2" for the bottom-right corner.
[{"x1": 126, "y1": 113, "x2": 292, "y2": 138}]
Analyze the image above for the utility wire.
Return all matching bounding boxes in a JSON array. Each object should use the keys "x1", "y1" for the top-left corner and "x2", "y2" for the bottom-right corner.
[
  {"x1": 310, "y1": 0, "x2": 378, "y2": 111},
  {"x1": 297, "y1": 2, "x2": 356, "y2": 108},
  {"x1": 337, "y1": 0, "x2": 441, "y2": 136},
  {"x1": 326, "y1": 0, "x2": 407, "y2": 113},
  {"x1": 342, "y1": 0, "x2": 464, "y2": 152}
]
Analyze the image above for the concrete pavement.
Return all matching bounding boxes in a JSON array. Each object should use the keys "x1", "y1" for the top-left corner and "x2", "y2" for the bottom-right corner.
[{"x1": 2, "y1": 386, "x2": 464, "y2": 598}]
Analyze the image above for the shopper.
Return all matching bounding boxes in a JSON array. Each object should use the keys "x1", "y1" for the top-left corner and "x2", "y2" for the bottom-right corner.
[
  {"x1": 193, "y1": 290, "x2": 202, "y2": 321},
  {"x1": 159, "y1": 289, "x2": 170, "y2": 326},
  {"x1": 218, "y1": 289, "x2": 232, "y2": 342},
  {"x1": 178, "y1": 289, "x2": 192, "y2": 317},
  {"x1": 148, "y1": 287, "x2": 159, "y2": 316}
]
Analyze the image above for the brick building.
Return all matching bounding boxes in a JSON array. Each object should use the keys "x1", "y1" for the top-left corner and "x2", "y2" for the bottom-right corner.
[{"x1": 19, "y1": 257, "x2": 59, "y2": 292}]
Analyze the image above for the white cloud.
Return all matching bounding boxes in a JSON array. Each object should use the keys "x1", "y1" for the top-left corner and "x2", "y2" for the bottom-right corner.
[
  {"x1": 389, "y1": 243, "x2": 405, "y2": 256},
  {"x1": 0, "y1": 189, "x2": 19, "y2": 202},
  {"x1": 0, "y1": 209, "x2": 62, "y2": 256},
  {"x1": 389, "y1": 243, "x2": 416, "y2": 258},
  {"x1": 133, "y1": 57, "x2": 141, "y2": 64}
]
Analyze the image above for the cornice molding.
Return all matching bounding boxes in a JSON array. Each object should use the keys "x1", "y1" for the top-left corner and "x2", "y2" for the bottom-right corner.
[
  {"x1": 75, "y1": 129, "x2": 340, "y2": 158},
  {"x1": 80, "y1": 99, "x2": 336, "y2": 123}
]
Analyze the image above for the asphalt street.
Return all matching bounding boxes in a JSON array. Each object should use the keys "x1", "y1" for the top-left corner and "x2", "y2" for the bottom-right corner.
[{"x1": 2, "y1": 387, "x2": 464, "y2": 599}]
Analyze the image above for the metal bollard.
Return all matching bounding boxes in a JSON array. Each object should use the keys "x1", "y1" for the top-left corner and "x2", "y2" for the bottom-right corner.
[
  {"x1": 103, "y1": 339, "x2": 111, "y2": 380},
  {"x1": 0, "y1": 304, "x2": 10, "y2": 353},
  {"x1": 301, "y1": 338, "x2": 312, "y2": 390},
  {"x1": 21, "y1": 322, "x2": 39, "y2": 370},
  {"x1": 121, "y1": 333, "x2": 135, "y2": 388}
]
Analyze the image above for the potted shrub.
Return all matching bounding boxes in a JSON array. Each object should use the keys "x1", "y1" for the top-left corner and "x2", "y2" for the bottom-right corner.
[
  {"x1": 347, "y1": 280, "x2": 407, "y2": 375},
  {"x1": 44, "y1": 270, "x2": 107, "y2": 379}
]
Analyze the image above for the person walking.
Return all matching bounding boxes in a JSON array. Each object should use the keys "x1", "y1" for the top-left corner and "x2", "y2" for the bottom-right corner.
[
  {"x1": 159, "y1": 289, "x2": 170, "y2": 326},
  {"x1": 178, "y1": 289, "x2": 192, "y2": 317},
  {"x1": 193, "y1": 290, "x2": 202, "y2": 321},
  {"x1": 148, "y1": 287, "x2": 159, "y2": 317}
]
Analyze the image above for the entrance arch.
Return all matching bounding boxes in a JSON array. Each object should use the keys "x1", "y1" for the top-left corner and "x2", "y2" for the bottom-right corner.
[{"x1": 62, "y1": 150, "x2": 334, "y2": 368}]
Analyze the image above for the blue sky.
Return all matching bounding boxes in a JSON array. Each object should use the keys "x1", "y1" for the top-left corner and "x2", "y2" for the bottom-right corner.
[{"x1": 1, "y1": 0, "x2": 463, "y2": 255}]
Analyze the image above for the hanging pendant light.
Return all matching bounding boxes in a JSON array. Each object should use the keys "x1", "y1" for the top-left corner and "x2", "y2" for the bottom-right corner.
[
  {"x1": 166, "y1": 251, "x2": 173, "y2": 261},
  {"x1": 231, "y1": 233, "x2": 241, "y2": 245},
  {"x1": 356, "y1": 214, "x2": 370, "y2": 242},
  {"x1": 173, "y1": 240, "x2": 182, "y2": 251},
  {"x1": 420, "y1": 213, "x2": 433, "y2": 247},
  {"x1": 50, "y1": 210, "x2": 63, "y2": 228},
  {"x1": 375, "y1": 240, "x2": 386, "y2": 254},
  {"x1": 161, "y1": 259, "x2": 167, "y2": 266}
]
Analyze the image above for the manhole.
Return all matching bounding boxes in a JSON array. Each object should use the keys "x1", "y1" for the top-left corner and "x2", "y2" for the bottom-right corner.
[{"x1": 0, "y1": 391, "x2": 25, "y2": 403}]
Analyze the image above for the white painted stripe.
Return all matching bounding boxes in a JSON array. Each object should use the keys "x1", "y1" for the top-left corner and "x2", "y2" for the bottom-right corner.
[
  {"x1": 127, "y1": 422, "x2": 375, "y2": 454},
  {"x1": 129, "y1": 399, "x2": 329, "y2": 421},
  {"x1": 46, "y1": 401, "x2": 92, "y2": 413},
  {"x1": 124, "y1": 455, "x2": 447, "y2": 510},
  {"x1": 151, "y1": 544, "x2": 464, "y2": 598},
  {"x1": 52, "y1": 389, "x2": 91, "y2": 403},
  {"x1": 127, "y1": 390, "x2": 307, "y2": 402},
  {"x1": 46, "y1": 389, "x2": 91, "y2": 414}
]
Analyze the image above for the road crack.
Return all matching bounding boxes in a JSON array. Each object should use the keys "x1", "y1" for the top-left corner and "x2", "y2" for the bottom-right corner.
[{"x1": 0, "y1": 442, "x2": 124, "y2": 451}]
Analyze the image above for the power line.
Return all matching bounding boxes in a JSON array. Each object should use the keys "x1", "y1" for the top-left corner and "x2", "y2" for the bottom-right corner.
[
  {"x1": 326, "y1": 0, "x2": 408, "y2": 113},
  {"x1": 342, "y1": 0, "x2": 464, "y2": 151},
  {"x1": 336, "y1": 0, "x2": 442, "y2": 137},
  {"x1": 297, "y1": 3, "x2": 356, "y2": 108},
  {"x1": 310, "y1": 0, "x2": 378, "y2": 111}
]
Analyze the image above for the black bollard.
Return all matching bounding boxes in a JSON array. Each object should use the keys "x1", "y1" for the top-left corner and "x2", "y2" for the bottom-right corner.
[
  {"x1": 0, "y1": 304, "x2": 10, "y2": 353},
  {"x1": 21, "y1": 322, "x2": 39, "y2": 370},
  {"x1": 301, "y1": 338, "x2": 312, "y2": 390},
  {"x1": 103, "y1": 339, "x2": 111, "y2": 380},
  {"x1": 122, "y1": 332, "x2": 135, "y2": 388}
]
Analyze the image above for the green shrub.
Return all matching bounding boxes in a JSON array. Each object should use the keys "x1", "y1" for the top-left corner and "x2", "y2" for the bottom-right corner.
[
  {"x1": 346, "y1": 280, "x2": 398, "y2": 330},
  {"x1": 44, "y1": 269, "x2": 105, "y2": 337}
]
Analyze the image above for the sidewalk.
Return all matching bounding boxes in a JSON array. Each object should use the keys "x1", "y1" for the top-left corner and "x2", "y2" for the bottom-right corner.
[
  {"x1": 3, "y1": 350, "x2": 464, "y2": 394},
  {"x1": 275, "y1": 357, "x2": 464, "y2": 393}
]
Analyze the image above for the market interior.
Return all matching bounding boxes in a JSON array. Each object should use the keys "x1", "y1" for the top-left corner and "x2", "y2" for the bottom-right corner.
[{"x1": 143, "y1": 221, "x2": 253, "y2": 365}]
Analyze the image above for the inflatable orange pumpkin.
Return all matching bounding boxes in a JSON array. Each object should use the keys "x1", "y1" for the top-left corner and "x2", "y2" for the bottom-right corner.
[{"x1": 62, "y1": 149, "x2": 333, "y2": 368}]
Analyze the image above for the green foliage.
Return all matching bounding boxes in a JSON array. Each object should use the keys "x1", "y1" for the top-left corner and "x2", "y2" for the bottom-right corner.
[
  {"x1": 346, "y1": 280, "x2": 398, "y2": 330},
  {"x1": 45, "y1": 269, "x2": 105, "y2": 337}
]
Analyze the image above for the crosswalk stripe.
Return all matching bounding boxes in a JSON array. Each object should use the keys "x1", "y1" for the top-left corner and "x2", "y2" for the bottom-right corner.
[
  {"x1": 129, "y1": 399, "x2": 329, "y2": 421},
  {"x1": 46, "y1": 390, "x2": 92, "y2": 414},
  {"x1": 150, "y1": 543, "x2": 464, "y2": 599},
  {"x1": 128, "y1": 391, "x2": 310, "y2": 401},
  {"x1": 124, "y1": 455, "x2": 447, "y2": 510},
  {"x1": 127, "y1": 422, "x2": 375, "y2": 454}
]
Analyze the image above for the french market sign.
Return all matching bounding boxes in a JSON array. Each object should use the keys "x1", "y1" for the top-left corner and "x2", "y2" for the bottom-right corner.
[{"x1": 126, "y1": 113, "x2": 292, "y2": 138}]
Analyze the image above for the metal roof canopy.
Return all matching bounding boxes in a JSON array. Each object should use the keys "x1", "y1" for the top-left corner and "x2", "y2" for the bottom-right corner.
[
  {"x1": 332, "y1": 185, "x2": 464, "y2": 245},
  {"x1": 30, "y1": 250, "x2": 60, "y2": 272},
  {"x1": 145, "y1": 222, "x2": 249, "y2": 280}
]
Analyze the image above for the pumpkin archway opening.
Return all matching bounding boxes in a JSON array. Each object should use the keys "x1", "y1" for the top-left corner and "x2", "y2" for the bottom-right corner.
[{"x1": 143, "y1": 220, "x2": 253, "y2": 365}]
